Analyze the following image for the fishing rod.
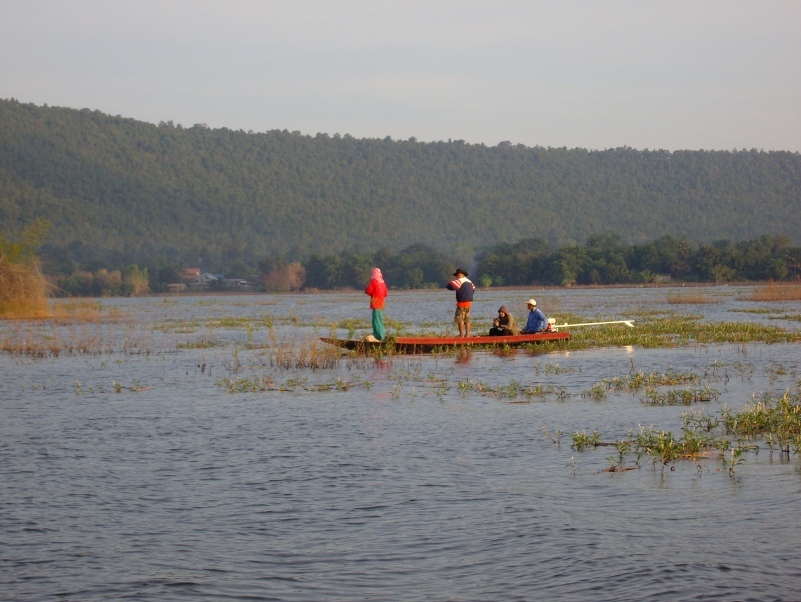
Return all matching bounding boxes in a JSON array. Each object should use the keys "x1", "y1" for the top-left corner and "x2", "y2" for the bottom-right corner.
[{"x1": 550, "y1": 319, "x2": 634, "y2": 332}]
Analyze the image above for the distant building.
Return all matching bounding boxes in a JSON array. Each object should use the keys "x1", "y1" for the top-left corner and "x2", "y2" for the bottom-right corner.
[{"x1": 224, "y1": 279, "x2": 249, "y2": 288}]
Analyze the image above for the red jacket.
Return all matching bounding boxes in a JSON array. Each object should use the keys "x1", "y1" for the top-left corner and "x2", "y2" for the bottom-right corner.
[{"x1": 365, "y1": 279, "x2": 388, "y2": 309}]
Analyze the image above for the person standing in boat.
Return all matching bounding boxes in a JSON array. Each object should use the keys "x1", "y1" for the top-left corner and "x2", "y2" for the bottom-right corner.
[
  {"x1": 521, "y1": 298, "x2": 547, "y2": 334},
  {"x1": 446, "y1": 268, "x2": 476, "y2": 338},
  {"x1": 364, "y1": 267, "x2": 388, "y2": 341},
  {"x1": 489, "y1": 305, "x2": 519, "y2": 336}
]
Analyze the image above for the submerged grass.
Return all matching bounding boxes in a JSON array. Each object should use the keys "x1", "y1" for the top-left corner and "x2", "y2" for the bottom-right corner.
[
  {"x1": 217, "y1": 374, "x2": 366, "y2": 393},
  {"x1": 0, "y1": 319, "x2": 154, "y2": 357},
  {"x1": 456, "y1": 379, "x2": 569, "y2": 401},
  {"x1": 665, "y1": 292, "x2": 722, "y2": 304},
  {"x1": 155, "y1": 314, "x2": 275, "y2": 332},
  {"x1": 553, "y1": 315, "x2": 801, "y2": 351}
]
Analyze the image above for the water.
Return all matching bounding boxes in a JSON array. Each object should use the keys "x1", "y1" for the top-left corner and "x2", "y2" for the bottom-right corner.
[{"x1": 2, "y1": 286, "x2": 801, "y2": 601}]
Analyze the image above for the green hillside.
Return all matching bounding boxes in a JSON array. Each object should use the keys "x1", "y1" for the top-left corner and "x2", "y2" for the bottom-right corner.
[{"x1": 1, "y1": 98, "x2": 799, "y2": 267}]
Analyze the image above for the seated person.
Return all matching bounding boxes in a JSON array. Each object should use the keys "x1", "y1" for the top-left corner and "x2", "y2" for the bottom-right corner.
[
  {"x1": 521, "y1": 298, "x2": 547, "y2": 333},
  {"x1": 489, "y1": 305, "x2": 519, "y2": 336}
]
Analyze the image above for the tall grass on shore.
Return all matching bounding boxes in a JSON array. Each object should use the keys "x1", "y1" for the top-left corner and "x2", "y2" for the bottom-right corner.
[
  {"x1": 742, "y1": 283, "x2": 801, "y2": 302},
  {"x1": 0, "y1": 220, "x2": 51, "y2": 319}
]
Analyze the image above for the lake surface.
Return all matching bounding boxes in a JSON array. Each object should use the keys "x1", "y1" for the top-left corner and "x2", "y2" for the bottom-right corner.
[{"x1": 2, "y1": 286, "x2": 800, "y2": 601}]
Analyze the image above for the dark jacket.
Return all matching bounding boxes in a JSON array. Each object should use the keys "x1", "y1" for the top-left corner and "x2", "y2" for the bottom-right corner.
[{"x1": 446, "y1": 277, "x2": 475, "y2": 303}]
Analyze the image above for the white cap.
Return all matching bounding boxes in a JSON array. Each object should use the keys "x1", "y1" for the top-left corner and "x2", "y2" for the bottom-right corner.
[{"x1": 526, "y1": 298, "x2": 537, "y2": 306}]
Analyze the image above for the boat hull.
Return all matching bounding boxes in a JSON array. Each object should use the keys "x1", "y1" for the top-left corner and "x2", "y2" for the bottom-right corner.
[{"x1": 321, "y1": 332, "x2": 570, "y2": 353}]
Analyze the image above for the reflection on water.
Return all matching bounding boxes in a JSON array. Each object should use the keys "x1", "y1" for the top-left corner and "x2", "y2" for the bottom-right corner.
[{"x1": 2, "y1": 286, "x2": 801, "y2": 601}]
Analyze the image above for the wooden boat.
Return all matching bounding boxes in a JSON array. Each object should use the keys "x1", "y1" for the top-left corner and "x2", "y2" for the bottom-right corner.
[{"x1": 321, "y1": 331, "x2": 570, "y2": 354}]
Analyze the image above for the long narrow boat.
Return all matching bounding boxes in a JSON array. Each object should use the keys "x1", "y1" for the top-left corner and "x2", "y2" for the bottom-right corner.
[{"x1": 321, "y1": 331, "x2": 570, "y2": 354}]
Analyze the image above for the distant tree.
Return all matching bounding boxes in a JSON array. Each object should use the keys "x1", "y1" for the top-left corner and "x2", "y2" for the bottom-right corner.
[
  {"x1": 261, "y1": 262, "x2": 305, "y2": 292},
  {"x1": 122, "y1": 265, "x2": 149, "y2": 296}
]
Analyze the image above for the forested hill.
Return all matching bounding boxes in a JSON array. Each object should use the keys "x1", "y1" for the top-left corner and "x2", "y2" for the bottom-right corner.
[{"x1": 1, "y1": 98, "x2": 800, "y2": 267}]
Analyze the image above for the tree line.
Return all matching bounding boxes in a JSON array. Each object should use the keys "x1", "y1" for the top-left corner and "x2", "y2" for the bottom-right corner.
[{"x1": 43, "y1": 233, "x2": 801, "y2": 296}]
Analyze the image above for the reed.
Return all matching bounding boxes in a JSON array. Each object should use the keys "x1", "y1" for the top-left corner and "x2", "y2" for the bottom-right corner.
[
  {"x1": 742, "y1": 283, "x2": 801, "y2": 302},
  {"x1": 0, "y1": 258, "x2": 50, "y2": 319},
  {"x1": 269, "y1": 332, "x2": 341, "y2": 370},
  {"x1": 0, "y1": 220, "x2": 51, "y2": 319},
  {"x1": 0, "y1": 314, "x2": 153, "y2": 357},
  {"x1": 49, "y1": 300, "x2": 123, "y2": 323}
]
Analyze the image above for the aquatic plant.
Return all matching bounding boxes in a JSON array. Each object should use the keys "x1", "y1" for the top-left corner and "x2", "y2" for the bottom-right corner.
[
  {"x1": 565, "y1": 390, "x2": 801, "y2": 476},
  {"x1": 542, "y1": 424, "x2": 562, "y2": 446},
  {"x1": 720, "y1": 390, "x2": 801, "y2": 458},
  {"x1": 600, "y1": 368, "x2": 699, "y2": 393},
  {"x1": 571, "y1": 430, "x2": 602, "y2": 452},
  {"x1": 111, "y1": 379, "x2": 149, "y2": 393},
  {"x1": 584, "y1": 382, "x2": 607, "y2": 400},
  {"x1": 639, "y1": 386, "x2": 720, "y2": 405}
]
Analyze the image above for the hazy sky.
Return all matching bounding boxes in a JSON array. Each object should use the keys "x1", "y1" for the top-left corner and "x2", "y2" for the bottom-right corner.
[{"x1": 2, "y1": 0, "x2": 799, "y2": 151}]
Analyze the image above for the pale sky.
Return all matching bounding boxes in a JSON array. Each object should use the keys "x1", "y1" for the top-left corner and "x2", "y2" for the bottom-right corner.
[{"x1": 1, "y1": 0, "x2": 799, "y2": 151}]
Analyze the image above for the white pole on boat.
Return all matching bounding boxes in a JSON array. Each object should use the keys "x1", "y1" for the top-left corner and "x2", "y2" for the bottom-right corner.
[{"x1": 551, "y1": 320, "x2": 634, "y2": 331}]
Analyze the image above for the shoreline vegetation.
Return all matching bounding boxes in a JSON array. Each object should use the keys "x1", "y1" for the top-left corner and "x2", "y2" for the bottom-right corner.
[
  {"x1": 36, "y1": 232, "x2": 801, "y2": 297},
  {"x1": 0, "y1": 220, "x2": 51, "y2": 320}
]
